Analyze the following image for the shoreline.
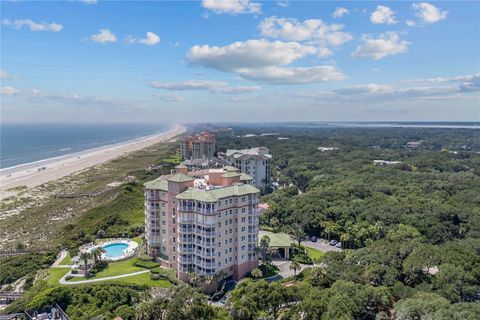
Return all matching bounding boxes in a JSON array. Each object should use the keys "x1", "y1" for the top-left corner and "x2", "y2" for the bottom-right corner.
[{"x1": 0, "y1": 124, "x2": 186, "y2": 199}]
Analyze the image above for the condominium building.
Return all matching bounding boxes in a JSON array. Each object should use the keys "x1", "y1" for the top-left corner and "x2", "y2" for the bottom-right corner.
[
  {"x1": 144, "y1": 165, "x2": 259, "y2": 281},
  {"x1": 224, "y1": 147, "x2": 272, "y2": 192},
  {"x1": 180, "y1": 131, "x2": 216, "y2": 160}
]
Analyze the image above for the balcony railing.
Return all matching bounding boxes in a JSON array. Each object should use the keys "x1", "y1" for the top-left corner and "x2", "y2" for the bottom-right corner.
[{"x1": 195, "y1": 249, "x2": 215, "y2": 257}]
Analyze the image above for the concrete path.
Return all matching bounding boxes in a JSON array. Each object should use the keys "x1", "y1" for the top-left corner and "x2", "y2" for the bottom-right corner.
[
  {"x1": 52, "y1": 250, "x2": 68, "y2": 266},
  {"x1": 272, "y1": 260, "x2": 311, "y2": 278},
  {"x1": 59, "y1": 270, "x2": 149, "y2": 285}
]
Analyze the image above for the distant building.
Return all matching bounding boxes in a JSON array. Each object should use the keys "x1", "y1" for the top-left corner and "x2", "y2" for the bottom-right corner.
[
  {"x1": 224, "y1": 147, "x2": 272, "y2": 192},
  {"x1": 373, "y1": 160, "x2": 402, "y2": 166},
  {"x1": 406, "y1": 141, "x2": 423, "y2": 149},
  {"x1": 180, "y1": 131, "x2": 216, "y2": 160},
  {"x1": 215, "y1": 127, "x2": 234, "y2": 137},
  {"x1": 144, "y1": 166, "x2": 259, "y2": 282},
  {"x1": 318, "y1": 147, "x2": 339, "y2": 152}
]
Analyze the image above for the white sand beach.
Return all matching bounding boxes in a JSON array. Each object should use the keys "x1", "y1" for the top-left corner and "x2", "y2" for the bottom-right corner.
[{"x1": 0, "y1": 124, "x2": 186, "y2": 199}]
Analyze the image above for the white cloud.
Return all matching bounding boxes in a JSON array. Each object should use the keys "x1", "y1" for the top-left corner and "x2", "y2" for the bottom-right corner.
[
  {"x1": 333, "y1": 7, "x2": 349, "y2": 18},
  {"x1": 351, "y1": 32, "x2": 409, "y2": 60},
  {"x1": 412, "y1": 2, "x2": 448, "y2": 23},
  {"x1": 2, "y1": 19, "x2": 63, "y2": 32},
  {"x1": 259, "y1": 16, "x2": 352, "y2": 46},
  {"x1": 89, "y1": 29, "x2": 117, "y2": 43},
  {"x1": 1, "y1": 87, "x2": 125, "y2": 107},
  {"x1": 370, "y1": 6, "x2": 397, "y2": 24},
  {"x1": 238, "y1": 65, "x2": 346, "y2": 84},
  {"x1": 201, "y1": 0, "x2": 261, "y2": 15},
  {"x1": 317, "y1": 47, "x2": 333, "y2": 59},
  {"x1": 153, "y1": 93, "x2": 183, "y2": 102},
  {"x1": 406, "y1": 20, "x2": 416, "y2": 27},
  {"x1": 277, "y1": 1, "x2": 289, "y2": 8},
  {"x1": 79, "y1": 0, "x2": 97, "y2": 4},
  {"x1": 150, "y1": 80, "x2": 261, "y2": 94},
  {"x1": 1, "y1": 86, "x2": 19, "y2": 96},
  {"x1": 187, "y1": 39, "x2": 317, "y2": 72},
  {"x1": 126, "y1": 32, "x2": 160, "y2": 46},
  {"x1": 295, "y1": 74, "x2": 479, "y2": 104}
]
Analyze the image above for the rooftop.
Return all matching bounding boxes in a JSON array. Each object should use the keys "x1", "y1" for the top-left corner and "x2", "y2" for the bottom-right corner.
[
  {"x1": 144, "y1": 179, "x2": 168, "y2": 191},
  {"x1": 176, "y1": 183, "x2": 259, "y2": 202},
  {"x1": 167, "y1": 173, "x2": 195, "y2": 183}
]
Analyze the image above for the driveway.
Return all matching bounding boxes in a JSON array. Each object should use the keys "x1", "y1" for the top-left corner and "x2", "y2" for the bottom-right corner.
[
  {"x1": 272, "y1": 259, "x2": 310, "y2": 278},
  {"x1": 302, "y1": 240, "x2": 342, "y2": 253}
]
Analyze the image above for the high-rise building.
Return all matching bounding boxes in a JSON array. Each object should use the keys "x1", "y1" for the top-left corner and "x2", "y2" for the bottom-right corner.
[
  {"x1": 144, "y1": 165, "x2": 259, "y2": 282},
  {"x1": 180, "y1": 131, "x2": 216, "y2": 160},
  {"x1": 224, "y1": 147, "x2": 272, "y2": 192}
]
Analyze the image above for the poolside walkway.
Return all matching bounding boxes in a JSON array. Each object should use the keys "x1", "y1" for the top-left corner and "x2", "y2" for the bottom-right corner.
[{"x1": 59, "y1": 270, "x2": 149, "y2": 285}]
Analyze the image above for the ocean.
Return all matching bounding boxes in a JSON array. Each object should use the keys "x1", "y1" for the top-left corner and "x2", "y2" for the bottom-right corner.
[{"x1": 0, "y1": 123, "x2": 169, "y2": 169}]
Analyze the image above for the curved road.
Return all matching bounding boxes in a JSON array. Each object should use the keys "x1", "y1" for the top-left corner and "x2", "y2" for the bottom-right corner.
[{"x1": 59, "y1": 270, "x2": 149, "y2": 285}]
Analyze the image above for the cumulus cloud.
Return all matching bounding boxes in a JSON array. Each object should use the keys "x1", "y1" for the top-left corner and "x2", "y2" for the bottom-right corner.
[
  {"x1": 412, "y1": 2, "x2": 448, "y2": 23},
  {"x1": 351, "y1": 32, "x2": 409, "y2": 60},
  {"x1": 150, "y1": 80, "x2": 261, "y2": 94},
  {"x1": 317, "y1": 47, "x2": 333, "y2": 59},
  {"x1": 277, "y1": 1, "x2": 289, "y2": 8},
  {"x1": 89, "y1": 29, "x2": 117, "y2": 43},
  {"x1": 1, "y1": 87, "x2": 125, "y2": 107},
  {"x1": 2, "y1": 19, "x2": 63, "y2": 32},
  {"x1": 187, "y1": 39, "x2": 317, "y2": 72},
  {"x1": 238, "y1": 66, "x2": 347, "y2": 84},
  {"x1": 126, "y1": 32, "x2": 160, "y2": 46},
  {"x1": 370, "y1": 6, "x2": 397, "y2": 24},
  {"x1": 333, "y1": 7, "x2": 349, "y2": 18},
  {"x1": 202, "y1": 0, "x2": 261, "y2": 15},
  {"x1": 259, "y1": 16, "x2": 352, "y2": 46}
]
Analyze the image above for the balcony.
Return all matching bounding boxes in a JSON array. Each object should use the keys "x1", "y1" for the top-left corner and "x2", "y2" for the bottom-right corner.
[
  {"x1": 195, "y1": 249, "x2": 215, "y2": 257},
  {"x1": 178, "y1": 246, "x2": 194, "y2": 253},
  {"x1": 195, "y1": 239, "x2": 215, "y2": 247},
  {"x1": 177, "y1": 237, "x2": 194, "y2": 243},
  {"x1": 179, "y1": 256, "x2": 194, "y2": 263}
]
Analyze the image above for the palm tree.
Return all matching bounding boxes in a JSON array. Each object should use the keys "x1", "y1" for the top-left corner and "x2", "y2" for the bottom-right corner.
[
  {"x1": 186, "y1": 268, "x2": 198, "y2": 287},
  {"x1": 255, "y1": 235, "x2": 271, "y2": 265},
  {"x1": 97, "y1": 246, "x2": 106, "y2": 262},
  {"x1": 91, "y1": 248, "x2": 100, "y2": 265},
  {"x1": 79, "y1": 252, "x2": 91, "y2": 276},
  {"x1": 321, "y1": 220, "x2": 336, "y2": 241},
  {"x1": 290, "y1": 224, "x2": 306, "y2": 247},
  {"x1": 289, "y1": 260, "x2": 301, "y2": 278},
  {"x1": 251, "y1": 267, "x2": 263, "y2": 279},
  {"x1": 311, "y1": 265, "x2": 327, "y2": 287}
]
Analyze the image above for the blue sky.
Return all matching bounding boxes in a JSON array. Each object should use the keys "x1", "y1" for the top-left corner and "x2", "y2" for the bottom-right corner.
[{"x1": 1, "y1": 0, "x2": 479, "y2": 123}]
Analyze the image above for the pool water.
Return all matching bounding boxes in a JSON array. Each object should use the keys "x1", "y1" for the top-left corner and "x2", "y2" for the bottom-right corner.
[{"x1": 103, "y1": 243, "x2": 129, "y2": 258}]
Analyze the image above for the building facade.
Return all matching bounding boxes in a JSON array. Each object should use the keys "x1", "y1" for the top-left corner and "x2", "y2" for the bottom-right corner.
[
  {"x1": 180, "y1": 131, "x2": 216, "y2": 160},
  {"x1": 224, "y1": 147, "x2": 272, "y2": 192},
  {"x1": 144, "y1": 166, "x2": 259, "y2": 281}
]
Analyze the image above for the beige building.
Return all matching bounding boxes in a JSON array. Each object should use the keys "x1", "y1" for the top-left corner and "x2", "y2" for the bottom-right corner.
[
  {"x1": 180, "y1": 131, "x2": 216, "y2": 160},
  {"x1": 144, "y1": 165, "x2": 259, "y2": 281}
]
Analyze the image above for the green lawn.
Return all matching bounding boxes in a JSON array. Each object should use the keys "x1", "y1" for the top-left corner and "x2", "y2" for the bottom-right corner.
[
  {"x1": 305, "y1": 247, "x2": 324, "y2": 261},
  {"x1": 102, "y1": 272, "x2": 172, "y2": 287},
  {"x1": 46, "y1": 268, "x2": 70, "y2": 286},
  {"x1": 59, "y1": 252, "x2": 72, "y2": 265},
  {"x1": 88, "y1": 258, "x2": 144, "y2": 278},
  {"x1": 132, "y1": 237, "x2": 142, "y2": 244}
]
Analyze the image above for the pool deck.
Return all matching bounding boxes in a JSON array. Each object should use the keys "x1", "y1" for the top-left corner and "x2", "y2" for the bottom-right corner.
[{"x1": 80, "y1": 238, "x2": 139, "y2": 262}]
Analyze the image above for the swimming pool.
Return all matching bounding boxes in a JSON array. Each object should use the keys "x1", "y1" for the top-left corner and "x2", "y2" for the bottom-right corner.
[
  {"x1": 82, "y1": 239, "x2": 138, "y2": 261},
  {"x1": 103, "y1": 243, "x2": 129, "y2": 259}
]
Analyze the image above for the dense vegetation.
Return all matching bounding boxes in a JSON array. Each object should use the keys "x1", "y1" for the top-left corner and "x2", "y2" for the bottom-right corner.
[
  {"x1": 0, "y1": 252, "x2": 57, "y2": 289},
  {"x1": 216, "y1": 125, "x2": 480, "y2": 319}
]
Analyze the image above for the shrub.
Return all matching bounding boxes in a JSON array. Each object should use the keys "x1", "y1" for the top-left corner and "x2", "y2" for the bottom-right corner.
[{"x1": 134, "y1": 259, "x2": 158, "y2": 269}]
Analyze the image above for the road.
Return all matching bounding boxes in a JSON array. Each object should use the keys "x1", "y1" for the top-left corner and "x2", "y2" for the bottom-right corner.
[{"x1": 302, "y1": 240, "x2": 342, "y2": 253}]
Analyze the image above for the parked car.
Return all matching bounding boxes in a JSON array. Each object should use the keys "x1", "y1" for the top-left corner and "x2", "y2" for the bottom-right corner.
[
  {"x1": 329, "y1": 240, "x2": 337, "y2": 246},
  {"x1": 335, "y1": 242, "x2": 342, "y2": 249},
  {"x1": 310, "y1": 236, "x2": 317, "y2": 242}
]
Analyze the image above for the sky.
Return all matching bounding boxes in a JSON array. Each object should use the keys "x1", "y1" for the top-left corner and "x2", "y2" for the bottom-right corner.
[{"x1": 1, "y1": 0, "x2": 479, "y2": 123}]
